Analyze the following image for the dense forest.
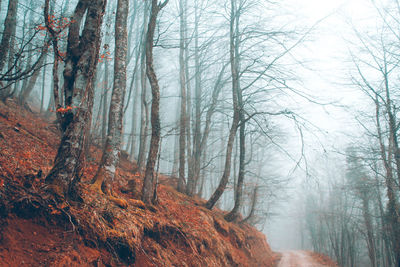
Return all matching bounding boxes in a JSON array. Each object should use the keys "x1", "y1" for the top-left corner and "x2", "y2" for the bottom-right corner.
[{"x1": 0, "y1": 0, "x2": 400, "y2": 266}]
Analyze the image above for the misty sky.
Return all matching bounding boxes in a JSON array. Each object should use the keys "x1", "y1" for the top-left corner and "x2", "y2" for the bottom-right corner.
[{"x1": 266, "y1": 0, "x2": 379, "y2": 251}]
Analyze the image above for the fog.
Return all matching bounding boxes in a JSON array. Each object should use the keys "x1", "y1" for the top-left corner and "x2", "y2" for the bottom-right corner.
[
  {"x1": 265, "y1": 0, "x2": 386, "y2": 256},
  {"x1": 1, "y1": 0, "x2": 400, "y2": 265}
]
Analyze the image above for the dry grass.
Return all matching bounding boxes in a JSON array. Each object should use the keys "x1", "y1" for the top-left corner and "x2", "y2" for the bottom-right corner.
[{"x1": 0, "y1": 99, "x2": 276, "y2": 266}]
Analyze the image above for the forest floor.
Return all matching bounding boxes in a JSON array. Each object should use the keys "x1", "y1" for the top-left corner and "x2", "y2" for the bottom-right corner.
[
  {"x1": 0, "y1": 98, "x2": 281, "y2": 266},
  {"x1": 0, "y1": 99, "x2": 338, "y2": 266},
  {"x1": 276, "y1": 251, "x2": 338, "y2": 267}
]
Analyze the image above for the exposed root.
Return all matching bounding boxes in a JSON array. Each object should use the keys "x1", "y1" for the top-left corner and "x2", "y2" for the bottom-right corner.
[
  {"x1": 88, "y1": 180, "x2": 103, "y2": 195},
  {"x1": 128, "y1": 199, "x2": 146, "y2": 209},
  {"x1": 88, "y1": 178, "x2": 128, "y2": 209},
  {"x1": 107, "y1": 195, "x2": 128, "y2": 209}
]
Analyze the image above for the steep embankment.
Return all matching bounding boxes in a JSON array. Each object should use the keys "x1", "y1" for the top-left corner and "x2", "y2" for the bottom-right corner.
[{"x1": 0, "y1": 99, "x2": 278, "y2": 266}]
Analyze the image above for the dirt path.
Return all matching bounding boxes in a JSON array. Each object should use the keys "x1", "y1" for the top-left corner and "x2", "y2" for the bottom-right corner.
[{"x1": 277, "y1": 251, "x2": 326, "y2": 267}]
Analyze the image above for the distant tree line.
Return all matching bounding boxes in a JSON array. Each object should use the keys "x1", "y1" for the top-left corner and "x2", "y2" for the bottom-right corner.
[{"x1": 301, "y1": 2, "x2": 400, "y2": 266}]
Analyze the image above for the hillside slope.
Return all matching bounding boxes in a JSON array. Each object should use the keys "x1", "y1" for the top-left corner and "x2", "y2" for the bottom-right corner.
[{"x1": 0, "y1": 99, "x2": 278, "y2": 266}]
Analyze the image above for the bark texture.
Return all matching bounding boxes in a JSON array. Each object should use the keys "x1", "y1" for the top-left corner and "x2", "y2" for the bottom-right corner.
[
  {"x1": 178, "y1": 0, "x2": 187, "y2": 193},
  {"x1": 137, "y1": 3, "x2": 150, "y2": 170},
  {"x1": 141, "y1": 0, "x2": 169, "y2": 204},
  {"x1": 91, "y1": 0, "x2": 129, "y2": 202},
  {"x1": 45, "y1": 0, "x2": 107, "y2": 199},
  {"x1": 0, "y1": 0, "x2": 18, "y2": 73},
  {"x1": 0, "y1": 0, "x2": 18, "y2": 97}
]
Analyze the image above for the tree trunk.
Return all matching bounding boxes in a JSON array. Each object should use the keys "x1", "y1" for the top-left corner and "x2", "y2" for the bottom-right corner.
[
  {"x1": 5, "y1": 21, "x2": 17, "y2": 98},
  {"x1": 225, "y1": 0, "x2": 244, "y2": 221},
  {"x1": 185, "y1": 63, "x2": 192, "y2": 194},
  {"x1": 0, "y1": 0, "x2": 18, "y2": 74},
  {"x1": 361, "y1": 196, "x2": 377, "y2": 267},
  {"x1": 193, "y1": 63, "x2": 227, "y2": 197},
  {"x1": 375, "y1": 96, "x2": 400, "y2": 267},
  {"x1": 374, "y1": 172, "x2": 393, "y2": 267},
  {"x1": 171, "y1": 104, "x2": 180, "y2": 177},
  {"x1": 0, "y1": 0, "x2": 18, "y2": 98},
  {"x1": 141, "y1": 0, "x2": 169, "y2": 204},
  {"x1": 19, "y1": 43, "x2": 33, "y2": 101},
  {"x1": 379, "y1": 56, "x2": 400, "y2": 267},
  {"x1": 91, "y1": 0, "x2": 128, "y2": 206},
  {"x1": 242, "y1": 186, "x2": 258, "y2": 224},
  {"x1": 178, "y1": 0, "x2": 187, "y2": 193},
  {"x1": 197, "y1": 148, "x2": 207, "y2": 197},
  {"x1": 18, "y1": 47, "x2": 48, "y2": 105},
  {"x1": 124, "y1": 4, "x2": 141, "y2": 156},
  {"x1": 225, "y1": 111, "x2": 245, "y2": 221},
  {"x1": 40, "y1": 56, "x2": 47, "y2": 113},
  {"x1": 137, "y1": 3, "x2": 150, "y2": 171},
  {"x1": 44, "y1": 0, "x2": 62, "y2": 121},
  {"x1": 205, "y1": 0, "x2": 240, "y2": 210},
  {"x1": 45, "y1": 74, "x2": 55, "y2": 114},
  {"x1": 129, "y1": 73, "x2": 140, "y2": 160},
  {"x1": 101, "y1": 62, "x2": 109, "y2": 145},
  {"x1": 187, "y1": 1, "x2": 201, "y2": 196},
  {"x1": 126, "y1": 22, "x2": 143, "y2": 160},
  {"x1": 45, "y1": 0, "x2": 107, "y2": 200}
]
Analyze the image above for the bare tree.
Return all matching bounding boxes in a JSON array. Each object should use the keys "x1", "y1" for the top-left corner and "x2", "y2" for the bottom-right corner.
[
  {"x1": 141, "y1": 0, "x2": 169, "y2": 204},
  {"x1": 137, "y1": 2, "x2": 150, "y2": 171},
  {"x1": 205, "y1": 0, "x2": 240, "y2": 210},
  {"x1": 44, "y1": 0, "x2": 107, "y2": 200},
  {"x1": 349, "y1": 27, "x2": 400, "y2": 265},
  {"x1": 178, "y1": 0, "x2": 188, "y2": 193}
]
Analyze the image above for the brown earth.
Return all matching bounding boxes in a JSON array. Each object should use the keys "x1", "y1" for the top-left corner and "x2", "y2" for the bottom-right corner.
[{"x1": 0, "y1": 99, "x2": 279, "y2": 266}]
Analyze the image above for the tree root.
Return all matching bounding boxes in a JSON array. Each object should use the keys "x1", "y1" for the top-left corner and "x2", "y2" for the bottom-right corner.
[
  {"x1": 107, "y1": 195, "x2": 128, "y2": 209},
  {"x1": 88, "y1": 181, "x2": 128, "y2": 209}
]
